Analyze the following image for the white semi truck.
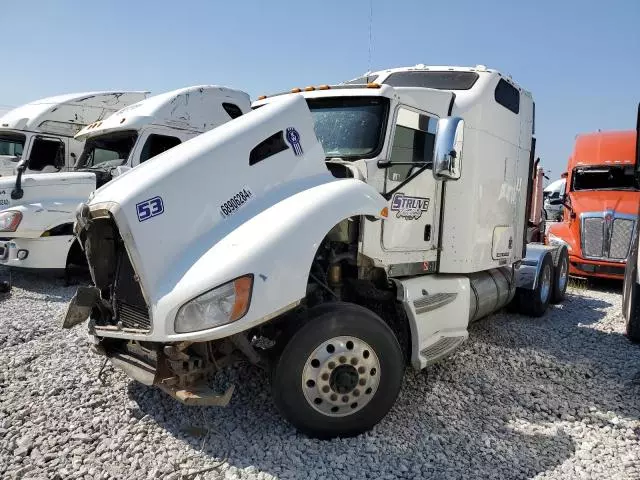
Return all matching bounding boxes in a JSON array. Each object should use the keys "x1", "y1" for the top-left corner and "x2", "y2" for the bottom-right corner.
[
  {"x1": 0, "y1": 91, "x2": 148, "y2": 177},
  {"x1": 0, "y1": 86, "x2": 250, "y2": 275},
  {"x1": 62, "y1": 65, "x2": 569, "y2": 439},
  {"x1": 622, "y1": 104, "x2": 640, "y2": 342}
]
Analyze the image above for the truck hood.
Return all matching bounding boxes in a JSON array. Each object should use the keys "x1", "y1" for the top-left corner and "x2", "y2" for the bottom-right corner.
[
  {"x1": 0, "y1": 172, "x2": 96, "y2": 236},
  {"x1": 85, "y1": 94, "x2": 337, "y2": 304},
  {"x1": 568, "y1": 190, "x2": 640, "y2": 215}
]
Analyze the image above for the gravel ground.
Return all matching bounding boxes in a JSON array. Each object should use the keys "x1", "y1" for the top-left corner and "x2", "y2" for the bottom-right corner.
[{"x1": 1, "y1": 271, "x2": 639, "y2": 480}]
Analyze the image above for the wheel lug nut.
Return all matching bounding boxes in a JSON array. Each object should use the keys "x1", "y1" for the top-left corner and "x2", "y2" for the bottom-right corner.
[
  {"x1": 339, "y1": 356, "x2": 347, "y2": 364},
  {"x1": 328, "y1": 362, "x2": 336, "y2": 369},
  {"x1": 359, "y1": 378, "x2": 366, "y2": 386},
  {"x1": 350, "y1": 358, "x2": 358, "y2": 365},
  {"x1": 353, "y1": 389, "x2": 360, "y2": 396},
  {"x1": 330, "y1": 394, "x2": 338, "y2": 401},
  {"x1": 322, "y1": 385, "x2": 330, "y2": 393},
  {"x1": 342, "y1": 396, "x2": 349, "y2": 403},
  {"x1": 358, "y1": 366, "x2": 366, "y2": 374},
  {"x1": 321, "y1": 373, "x2": 329, "y2": 381}
]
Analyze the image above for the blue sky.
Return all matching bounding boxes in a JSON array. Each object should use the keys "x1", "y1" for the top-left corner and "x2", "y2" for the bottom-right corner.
[{"x1": 1, "y1": 0, "x2": 638, "y2": 180}]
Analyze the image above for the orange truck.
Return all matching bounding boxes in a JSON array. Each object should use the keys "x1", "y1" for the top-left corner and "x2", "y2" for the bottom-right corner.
[{"x1": 546, "y1": 129, "x2": 640, "y2": 280}]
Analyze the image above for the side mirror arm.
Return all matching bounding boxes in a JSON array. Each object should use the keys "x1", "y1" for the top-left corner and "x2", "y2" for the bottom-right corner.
[{"x1": 11, "y1": 160, "x2": 28, "y2": 200}]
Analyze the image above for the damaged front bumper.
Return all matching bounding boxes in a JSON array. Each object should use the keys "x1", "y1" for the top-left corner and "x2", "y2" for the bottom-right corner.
[{"x1": 62, "y1": 287, "x2": 236, "y2": 407}]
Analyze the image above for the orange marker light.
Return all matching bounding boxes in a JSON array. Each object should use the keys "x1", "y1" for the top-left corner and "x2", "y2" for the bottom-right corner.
[
  {"x1": 257, "y1": 95, "x2": 267, "y2": 100},
  {"x1": 231, "y1": 275, "x2": 253, "y2": 321},
  {"x1": 304, "y1": 86, "x2": 315, "y2": 91},
  {"x1": 366, "y1": 82, "x2": 381, "y2": 89},
  {"x1": 380, "y1": 207, "x2": 388, "y2": 218},
  {"x1": 291, "y1": 88, "x2": 302, "y2": 93},
  {"x1": 318, "y1": 85, "x2": 330, "y2": 90}
]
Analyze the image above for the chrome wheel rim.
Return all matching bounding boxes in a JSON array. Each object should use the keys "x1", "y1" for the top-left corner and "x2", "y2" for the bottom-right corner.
[
  {"x1": 540, "y1": 264, "x2": 552, "y2": 304},
  {"x1": 558, "y1": 257, "x2": 568, "y2": 293},
  {"x1": 302, "y1": 336, "x2": 380, "y2": 417}
]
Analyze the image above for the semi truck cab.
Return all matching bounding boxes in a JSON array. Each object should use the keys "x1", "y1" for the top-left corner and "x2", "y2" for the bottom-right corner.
[
  {"x1": 0, "y1": 86, "x2": 251, "y2": 274},
  {"x1": 547, "y1": 130, "x2": 640, "y2": 279},
  {"x1": 0, "y1": 91, "x2": 149, "y2": 178},
  {"x1": 62, "y1": 65, "x2": 568, "y2": 439}
]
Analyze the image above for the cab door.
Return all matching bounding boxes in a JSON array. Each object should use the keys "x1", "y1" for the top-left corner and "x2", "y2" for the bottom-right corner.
[{"x1": 381, "y1": 106, "x2": 441, "y2": 260}]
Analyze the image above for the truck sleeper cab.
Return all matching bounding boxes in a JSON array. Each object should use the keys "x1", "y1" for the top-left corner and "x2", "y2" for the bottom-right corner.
[
  {"x1": 0, "y1": 91, "x2": 149, "y2": 177},
  {"x1": 547, "y1": 131, "x2": 640, "y2": 280},
  {"x1": 63, "y1": 65, "x2": 568, "y2": 439},
  {"x1": 0, "y1": 86, "x2": 251, "y2": 274}
]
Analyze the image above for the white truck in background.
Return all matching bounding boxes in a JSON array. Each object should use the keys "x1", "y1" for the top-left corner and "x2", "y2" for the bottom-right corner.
[
  {"x1": 0, "y1": 86, "x2": 250, "y2": 276},
  {"x1": 0, "y1": 91, "x2": 149, "y2": 177},
  {"x1": 62, "y1": 65, "x2": 569, "y2": 439},
  {"x1": 622, "y1": 104, "x2": 640, "y2": 342}
]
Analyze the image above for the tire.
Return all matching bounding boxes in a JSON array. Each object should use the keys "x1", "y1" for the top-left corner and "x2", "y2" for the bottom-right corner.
[
  {"x1": 271, "y1": 302, "x2": 404, "y2": 439},
  {"x1": 551, "y1": 247, "x2": 569, "y2": 304},
  {"x1": 518, "y1": 253, "x2": 553, "y2": 317},
  {"x1": 623, "y1": 232, "x2": 640, "y2": 343}
]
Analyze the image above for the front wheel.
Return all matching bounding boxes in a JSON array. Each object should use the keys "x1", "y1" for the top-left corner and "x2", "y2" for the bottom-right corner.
[{"x1": 271, "y1": 302, "x2": 404, "y2": 439}]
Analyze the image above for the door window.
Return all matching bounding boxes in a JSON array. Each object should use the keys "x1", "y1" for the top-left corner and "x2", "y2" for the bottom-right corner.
[
  {"x1": 139, "y1": 134, "x2": 181, "y2": 163},
  {"x1": 386, "y1": 108, "x2": 437, "y2": 184},
  {"x1": 28, "y1": 138, "x2": 64, "y2": 171}
]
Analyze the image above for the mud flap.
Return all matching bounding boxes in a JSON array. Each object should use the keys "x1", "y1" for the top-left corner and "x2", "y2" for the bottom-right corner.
[{"x1": 61, "y1": 286, "x2": 100, "y2": 328}]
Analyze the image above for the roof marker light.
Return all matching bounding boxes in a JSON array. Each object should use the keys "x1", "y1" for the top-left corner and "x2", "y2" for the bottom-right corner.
[
  {"x1": 304, "y1": 86, "x2": 315, "y2": 91},
  {"x1": 366, "y1": 83, "x2": 381, "y2": 89},
  {"x1": 318, "y1": 85, "x2": 330, "y2": 90},
  {"x1": 257, "y1": 95, "x2": 267, "y2": 100},
  {"x1": 291, "y1": 88, "x2": 302, "y2": 93}
]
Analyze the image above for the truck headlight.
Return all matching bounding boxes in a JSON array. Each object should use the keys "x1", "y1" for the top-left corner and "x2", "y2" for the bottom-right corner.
[
  {"x1": 0, "y1": 210, "x2": 22, "y2": 232},
  {"x1": 174, "y1": 275, "x2": 253, "y2": 333}
]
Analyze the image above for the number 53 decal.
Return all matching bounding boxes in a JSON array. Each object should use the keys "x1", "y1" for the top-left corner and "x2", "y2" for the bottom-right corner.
[{"x1": 136, "y1": 196, "x2": 164, "y2": 222}]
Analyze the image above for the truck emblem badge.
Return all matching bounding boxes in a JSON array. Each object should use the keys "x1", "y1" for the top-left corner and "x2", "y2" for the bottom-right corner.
[
  {"x1": 136, "y1": 196, "x2": 164, "y2": 222},
  {"x1": 390, "y1": 193, "x2": 430, "y2": 220},
  {"x1": 286, "y1": 127, "x2": 303, "y2": 156}
]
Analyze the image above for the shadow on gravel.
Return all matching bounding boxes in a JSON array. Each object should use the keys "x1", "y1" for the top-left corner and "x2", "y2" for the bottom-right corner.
[
  {"x1": 471, "y1": 291, "x2": 640, "y2": 435},
  {"x1": 128, "y1": 358, "x2": 577, "y2": 479},
  {"x1": 0, "y1": 267, "x2": 87, "y2": 302}
]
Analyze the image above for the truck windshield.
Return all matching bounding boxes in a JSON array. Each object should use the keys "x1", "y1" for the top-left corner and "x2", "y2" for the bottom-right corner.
[
  {"x1": 77, "y1": 130, "x2": 138, "y2": 168},
  {"x1": 307, "y1": 97, "x2": 388, "y2": 159},
  {"x1": 572, "y1": 165, "x2": 639, "y2": 191},
  {"x1": 0, "y1": 132, "x2": 25, "y2": 157}
]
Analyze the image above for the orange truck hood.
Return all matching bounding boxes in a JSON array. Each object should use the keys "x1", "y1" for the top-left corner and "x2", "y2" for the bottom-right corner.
[{"x1": 569, "y1": 190, "x2": 640, "y2": 215}]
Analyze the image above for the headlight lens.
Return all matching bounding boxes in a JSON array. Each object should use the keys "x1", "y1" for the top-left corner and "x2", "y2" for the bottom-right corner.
[
  {"x1": 174, "y1": 275, "x2": 253, "y2": 333},
  {"x1": 0, "y1": 210, "x2": 22, "y2": 232}
]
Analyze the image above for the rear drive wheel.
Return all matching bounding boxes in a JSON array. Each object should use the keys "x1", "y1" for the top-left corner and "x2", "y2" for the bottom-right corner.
[
  {"x1": 271, "y1": 302, "x2": 404, "y2": 439},
  {"x1": 623, "y1": 236, "x2": 640, "y2": 343},
  {"x1": 551, "y1": 247, "x2": 569, "y2": 304},
  {"x1": 519, "y1": 253, "x2": 553, "y2": 317}
]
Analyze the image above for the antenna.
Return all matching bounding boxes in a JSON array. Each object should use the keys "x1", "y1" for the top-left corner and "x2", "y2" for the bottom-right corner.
[{"x1": 367, "y1": 0, "x2": 373, "y2": 81}]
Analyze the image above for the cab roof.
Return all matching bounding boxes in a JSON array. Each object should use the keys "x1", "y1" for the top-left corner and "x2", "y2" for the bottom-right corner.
[
  {"x1": 75, "y1": 85, "x2": 251, "y2": 140},
  {"x1": 0, "y1": 91, "x2": 149, "y2": 135},
  {"x1": 570, "y1": 130, "x2": 637, "y2": 168}
]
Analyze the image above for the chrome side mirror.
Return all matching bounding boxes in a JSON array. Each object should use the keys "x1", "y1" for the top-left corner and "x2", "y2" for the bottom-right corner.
[{"x1": 433, "y1": 117, "x2": 464, "y2": 181}]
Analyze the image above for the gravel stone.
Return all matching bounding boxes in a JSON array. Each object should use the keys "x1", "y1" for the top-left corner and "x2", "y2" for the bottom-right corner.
[{"x1": 1, "y1": 271, "x2": 639, "y2": 479}]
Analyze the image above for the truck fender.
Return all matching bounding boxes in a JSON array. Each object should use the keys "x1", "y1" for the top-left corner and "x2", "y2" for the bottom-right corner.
[
  {"x1": 516, "y1": 243, "x2": 566, "y2": 290},
  {"x1": 151, "y1": 179, "x2": 388, "y2": 341}
]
